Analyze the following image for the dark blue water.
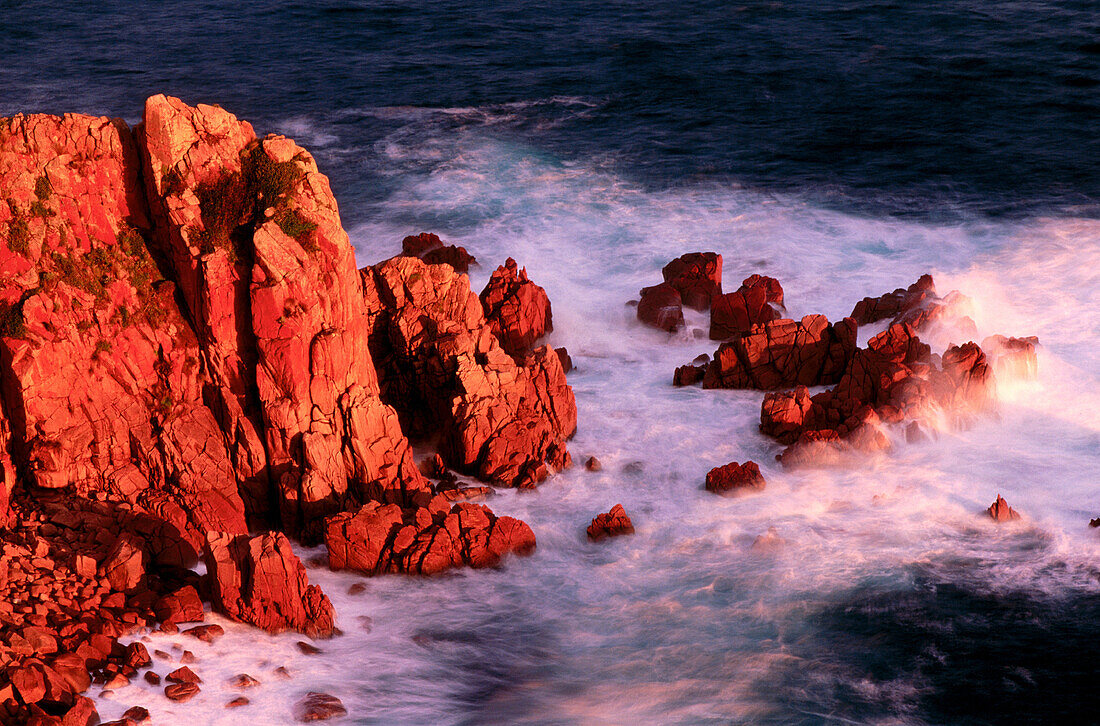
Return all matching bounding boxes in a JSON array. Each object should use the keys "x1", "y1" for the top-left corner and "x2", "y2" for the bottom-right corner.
[{"x1": 2, "y1": 0, "x2": 1098, "y2": 220}]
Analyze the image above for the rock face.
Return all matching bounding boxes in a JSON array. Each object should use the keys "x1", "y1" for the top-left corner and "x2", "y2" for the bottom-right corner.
[
  {"x1": 586, "y1": 504, "x2": 635, "y2": 541},
  {"x1": 850, "y1": 274, "x2": 936, "y2": 325},
  {"x1": 203, "y1": 531, "x2": 335, "y2": 638},
  {"x1": 704, "y1": 461, "x2": 766, "y2": 496},
  {"x1": 702, "y1": 315, "x2": 857, "y2": 390},
  {"x1": 709, "y1": 274, "x2": 784, "y2": 340},
  {"x1": 479, "y1": 257, "x2": 553, "y2": 360},
  {"x1": 661, "y1": 252, "x2": 722, "y2": 311},
  {"x1": 363, "y1": 257, "x2": 576, "y2": 488},
  {"x1": 0, "y1": 110, "x2": 248, "y2": 552},
  {"x1": 399, "y1": 232, "x2": 477, "y2": 273},
  {"x1": 636, "y1": 283, "x2": 684, "y2": 332},
  {"x1": 325, "y1": 499, "x2": 536, "y2": 575},
  {"x1": 987, "y1": 495, "x2": 1021, "y2": 522},
  {"x1": 140, "y1": 95, "x2": 427, "y2": 543}
]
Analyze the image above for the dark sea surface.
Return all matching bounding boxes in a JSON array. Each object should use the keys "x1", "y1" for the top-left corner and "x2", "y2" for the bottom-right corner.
[{"x1": 4, "y1": 3, "x2": 1100, "y2": 725}]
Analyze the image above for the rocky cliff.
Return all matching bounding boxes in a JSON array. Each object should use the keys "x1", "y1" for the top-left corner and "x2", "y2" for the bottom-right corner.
[{"x1": 0, "y1": 97, "x2": 575, "y2": 724}]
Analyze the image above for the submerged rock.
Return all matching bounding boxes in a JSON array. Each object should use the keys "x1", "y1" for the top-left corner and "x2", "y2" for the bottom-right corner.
[{"x1": 294, "y1": 692, "x2": 347, "y2": 722}]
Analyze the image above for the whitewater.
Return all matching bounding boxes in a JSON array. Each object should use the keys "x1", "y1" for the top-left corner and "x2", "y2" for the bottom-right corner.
[{"x1": 88, "y1": 107, "x2": 1100, "y2": 725}]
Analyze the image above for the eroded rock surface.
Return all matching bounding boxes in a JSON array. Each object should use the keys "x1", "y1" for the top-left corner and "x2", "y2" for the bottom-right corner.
[{"x1": 479, "y1": 257, "x2": 553, "y2": 360}]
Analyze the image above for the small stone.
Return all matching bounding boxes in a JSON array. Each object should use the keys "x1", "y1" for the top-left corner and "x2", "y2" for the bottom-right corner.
[
  {"x1": 584, "y1": 456, "x2": 601, "y2": 472},
  {"x1": 180, "y1": 650, "x2": 196, "y2": 664},
  {"x1": 297, "y1": 641, "x2": 322, "y2": 655},
  {"x1": 165, "y1": 681, "x2": 200, "y2": 702},
  {"x1": 183, "y1": 624, "x2": 224, "y2": 643},
  {"x1": 228, "y1": 673, "x2": 260, "y2": 689},
  {"x1": 144, "y1": 671, "x2": 161, "y2": 686},
  {"x1": 347, "y1": 583, "x2": 367, "y2": 596},
  {"x1": 166, "y1": 666, "x2": 202, "y2": 684},
  {"x1": 987, "y1": 495, "x2": 1021, "y2": 522},
  {"x1": 227, "y1": 696, "x2": 250, "y2": 708},
  {"x1": 274, "y1": 666, "x2": 292, "y2": 679}
]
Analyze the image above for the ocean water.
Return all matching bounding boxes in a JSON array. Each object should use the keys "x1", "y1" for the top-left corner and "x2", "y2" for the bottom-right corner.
[{"x1": 4, "y1": 2, "x2": 1099, "y2": 724}]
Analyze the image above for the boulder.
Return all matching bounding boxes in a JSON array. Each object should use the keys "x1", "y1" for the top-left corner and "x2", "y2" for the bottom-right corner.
[
  {"x1": 709, "y1": 274, "x2": 783, "y2": 340},
  {"x1": 294, "y1": 692, "x2": 347, "y2": 722},
  {"x1": 153, "y1": 585, "x2": 204, "y2": 625},
  {"x1": 704, "y1": 461, "x2": 766, "y2": 496},
  {"x1": 325, "y1": 500, "x2": 536, "y2": 576},
  {"x1": 399, "y1": 232, "x2": 477, "y2": 274},
  {"x1": 636, "y1": 283, "x2": 683, "y2": 332},
  {"x1": 661, "y1": 252, "x2": 722, "y2": 310},
  {"x1": 102, "y1": 533, "x2": 147, "y2": 593},
  {"x1": 203, "y1": 531, "x2": 335, "y2": 638},
  {"x1": 479, "y1": 257, "x2": 553, "y2": 359},
  {"x1": 586, "y1": 505, "x2": 635, "y2": 541}
]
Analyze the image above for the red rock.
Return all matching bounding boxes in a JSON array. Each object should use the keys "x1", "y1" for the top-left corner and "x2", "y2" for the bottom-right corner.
[
  {"x1": 296, "y1": 641, "x2": 322, "y2": 655},
  {"x1": 586, "y1": 505, "x2": 635, "y2": 541},
  {"x1": 166, "y1": 666, "x2": 201, "y2": 684},
  {"x1": 479, "y1": 257, "x2": 553, "y2": 359},
  {"x1": 164, "y1": 681, "x2": 200, "y2": 702},
  {"x1": 584, "y1": 456, "x2": 601, "y2": 472},
  {"x1": 673, "y1": 363, "x2": 706, "y2": 386},
  {"x1": 363, "y1": 257, "x2": 576, "y2": 488},
  {"x1": 153, "y1": 585, "x2": 204, "y2": 625},
  {"x1": 325, "y1": 501, "x2": 536, "y2": 576},
  {"x1": 102, "y1": 533, "x2": 147, "y2": 593},
  {"x1": 702, "y1": 315, "x2": 857, "y2": 390},
  {"x1": 123, "y1": 642, "x2": 150, "y2": 669},
  {"x1": 180, "y1": 650, "x2": 196, "y2": 664},
  {"x1": 661, "y1": 252, "x2": 722, "y2": 310},
  {"x1": 751, "y1": 527, "x2": 785, "y2": 552},
  {"x1": 182, "y1": 624, "x2": 224, "y2": 643},
  {"x1": 0, "y1": 108, "x2": 249, "y2": 551},
  {"x1": 123, "y1": 706, "x2": 150, "y2": 723},
  {"x1": 554, "y1": 347, "x2": 573, "y2": 374},
  {"x1": 203, "y1": 531, "x2": 335, "y2": 637},
  {"x1": 226, "y1": 696, "x2": 250, "y2": 708},
  {"x1": 143, "y1": 671, "x2": 160, "y2": 686},
  {"x1": 400, "y1": 232, "x2": 477, "y2": 274},
  {"x1": 636, "y1": 283, "x2": 683, "y2": 332},
  {"x1": 704, "y1": 461, "x2": 766, "y2": 496},
  {"x1": 228, "y1": 674, "x2": 260, "y2": 689},
  {"x1": 987, "y1": 495, "x2": 1021, "y2": 522},
  {"x1": 760, "y1": 386, "x2": 815, "y2": 445},
  {"x1": 294, "y1": 692, "x2": 347, "y2": 722},
  {"x1": 776, "y1": 430, "x2": 850, "y2": 469},
  {"x1": 710, "y1": 275, "x2": 784, "y2": 340},
  {"x1": 850, "y1": 274, "x2": 936, "y2": 325}
]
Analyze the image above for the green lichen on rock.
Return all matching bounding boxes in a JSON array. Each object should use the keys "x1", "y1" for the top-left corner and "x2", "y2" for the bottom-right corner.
[{"x1": 274, "y1": 208, "x2": 318, "y2": 244}]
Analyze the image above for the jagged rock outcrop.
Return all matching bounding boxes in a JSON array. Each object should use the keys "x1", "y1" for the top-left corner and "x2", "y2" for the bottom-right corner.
[
  {"x1": 987, "y1": 495, "x2": 1021, "y2": 522},
  {"x1": 363, "y1": 256, "x2": 576, "y2": 488},
  {"x1": 704, "y1": 461, "x2": 766, "y2": 496},
  {"x1": 479, "y1": 257, "x2": 553, "y2": 360},
  {"x1": 710, "y1": 274, "x2": 784, "y2": 340},
  {"x1": 850, "y1": 274, "x2": 936, "y2": 326},
  {"x1": 661, "y1": 252, "x2": 722, "y2": 311},
  {"x1": 203, "y1": 531, "x2": 335, "y2": 638},
  {"x1": 399, "y1": 232, "x2": 476, "y2": 274},
  {"x1": 702, "y1": 315, "x2": 857, "y2": 390},
  {"x1": 325, "y1": 498, "x2": 536, "y2": 575}
]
